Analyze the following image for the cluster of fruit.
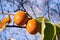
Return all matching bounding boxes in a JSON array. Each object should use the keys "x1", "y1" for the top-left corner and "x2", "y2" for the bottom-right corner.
[
  {"x1": 0, "y1": 10, "x2": 40, "y2": 35},
  {"x1": 14, "y1": 11, "x2": 40, "y2": 34}
]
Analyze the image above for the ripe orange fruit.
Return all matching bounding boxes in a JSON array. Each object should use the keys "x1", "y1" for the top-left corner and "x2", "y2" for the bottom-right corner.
[
  {"x1": 14, "y1": 11, "x2": 28, "y2": 26},
  {"x1": 0, "y1": 22, "x2": 6, "y2": 31},
  {"x1": 0, "y1": 14, "x2": 11, "y2": 31},
  {"x1": 26, "y1": 19, "x2": 38, "y2": 34},
  {"x1": 2, "y1": 14, "x2": 11, "y2": 24}
]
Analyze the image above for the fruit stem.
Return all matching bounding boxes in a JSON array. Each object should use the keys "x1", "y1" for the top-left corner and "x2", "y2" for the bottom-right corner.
[{"x1": 24, "y1": 12, "x2": 31, "y2": 17}]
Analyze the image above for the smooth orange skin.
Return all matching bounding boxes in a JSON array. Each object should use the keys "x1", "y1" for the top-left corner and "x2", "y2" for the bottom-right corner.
[
  {"x1": 2, "y1": 15, "x2": 11, "y2": 24},
  {"x1": 26, "y1": 19, "x2": 38, "y2": 34},
  {"x1": 0, "y1": 14, "x2": 11, "y2": 31},
  {"x1": 14, "y1": 11, "x2": 28, "y2": 26},
  {"x1": 0, "y1": 18, "x2": 8, "y2": 31},
  {"x1": 0, "y1": 22, "x2": 6, "y2": 31}
]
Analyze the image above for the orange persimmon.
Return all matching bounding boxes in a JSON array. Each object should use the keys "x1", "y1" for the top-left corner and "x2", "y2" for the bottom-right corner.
[
  {"x1": 14, "y1": 11, "x2": 28, "y2": 26},
  {"x1": 26, "y1": 19, "x2": 38, "y2": 34}
]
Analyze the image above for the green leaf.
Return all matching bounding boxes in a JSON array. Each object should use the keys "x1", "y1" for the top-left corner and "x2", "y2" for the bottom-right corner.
[
  {"x1": 36, "y1": 17, "x2": 56, "y2": 40},
  {"x1": 57, "y1": 22, "x2": 60, "y2": 40},
  {"x1": 44, "y1": 21, "x2": 56, "y2": 40},
  {"x1": 36, "y1": 17, "x2": 49, "y2": 22},
  {"x1": 41, "y1": 18, "x2": 46, "y2": 40},
  {"x1": 36, "y1": 17, "x2": 49, "y2": 34},
  {"x1": 56, "y1": 26, "x2": 60, "y2": 40}
]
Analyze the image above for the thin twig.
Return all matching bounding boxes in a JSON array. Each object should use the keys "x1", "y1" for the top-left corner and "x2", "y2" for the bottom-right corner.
[
  {"x1": 20, "y1": 0, "x2": 31, "y2": 17},
  {"x1": 30, "y1": 5, "x2": 37, "y2": 18},
  {"x1": 46, "y1": 0, "x2": 50, "y2": 20},
  {"x1": 6, "y1": 25, "x2": 26, "y2": 28}
]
